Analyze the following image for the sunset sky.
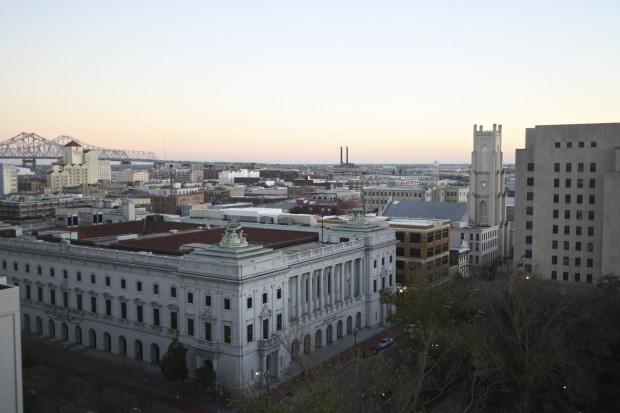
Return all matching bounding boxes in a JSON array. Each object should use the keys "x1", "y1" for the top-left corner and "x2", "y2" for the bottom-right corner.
[{"x1": 1, "y1": 1, "x2": 619, "y2": 164}]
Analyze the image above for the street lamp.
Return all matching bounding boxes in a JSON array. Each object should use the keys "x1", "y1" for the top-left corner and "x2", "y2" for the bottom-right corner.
[
  {"x1": 353, "y1": 327, "x2": 360, "y2": 357},
  {"x1": 255, "y1": 371, "x2": 269, "y2": 406}
]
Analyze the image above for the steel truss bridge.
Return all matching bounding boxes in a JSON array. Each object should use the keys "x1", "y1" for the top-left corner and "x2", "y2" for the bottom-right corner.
[{"x1": 0, "y1": 132, "x2": 158, "y2": 163}]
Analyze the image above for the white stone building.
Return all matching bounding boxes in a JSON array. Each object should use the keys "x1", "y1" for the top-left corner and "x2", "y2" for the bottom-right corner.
[
  {"x1": 5, "y1": 211, "x2": 395, "y2": 389},
  {"x1": 218, "y1": 169, "x2": 260, "y2": 185},
  {"x1": 514, "y1": 123, "x2": 620, "y2": 283},
  {"x1": 0, "y1": 276, "x2": 23, "y2": 413}
]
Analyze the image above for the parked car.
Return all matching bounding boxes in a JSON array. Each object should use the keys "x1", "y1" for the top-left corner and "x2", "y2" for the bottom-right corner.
[{"x1": 376, "y1": 337, "x2": 395, "y2": 349}]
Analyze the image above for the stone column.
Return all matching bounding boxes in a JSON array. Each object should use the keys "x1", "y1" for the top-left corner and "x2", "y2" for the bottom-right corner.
[
  {"x1": 296, "y1": 275, "x2": 301, "y2": 320},
  {"x1": 308, "y1": 272, "x2": 314, "y2": 314},
  {"x1": 319, "y1": 269, "x2": 324, "y2": 310}
]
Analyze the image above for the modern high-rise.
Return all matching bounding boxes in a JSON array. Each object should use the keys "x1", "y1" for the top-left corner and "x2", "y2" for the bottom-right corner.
[{"x1": 514, "y1": 123, "x2": 620, "y2": 283}]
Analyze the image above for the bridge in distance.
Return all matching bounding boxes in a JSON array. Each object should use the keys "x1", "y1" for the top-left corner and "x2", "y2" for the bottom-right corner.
[{"x1": 0, "y1": 133, "x2": 159, "y2": 167}]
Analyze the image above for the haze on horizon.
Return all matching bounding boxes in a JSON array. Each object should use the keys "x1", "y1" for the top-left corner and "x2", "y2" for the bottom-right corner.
[{"x1": 1, "y1": 1, "x2": 619, "y2": 165}]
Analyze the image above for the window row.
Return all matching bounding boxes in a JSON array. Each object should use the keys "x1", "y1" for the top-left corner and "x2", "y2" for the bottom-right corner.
[
  {"x1": 553, "y1": 178, "x2": 596, "y2": 188},
  {"x1": 552, "y1": 210, "x2": 596, "y2": 220},
  {"x1": 551, "y1": 225, "x2": 595, "y2": 236},
  {"x1": 553, "y1": 162, "x2": 597, "y2": 173},
  {"x1": 551, "y1": 256, "x2": 594, "y2": 268},
  {"x1": 551, "y1": 271, "x2": 593, "y2": 283},
  {"x1": 554, "y1": 141, "x2": 597, "y2": 148}
]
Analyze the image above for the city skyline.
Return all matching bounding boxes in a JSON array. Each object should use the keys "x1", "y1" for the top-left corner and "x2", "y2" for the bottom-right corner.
[{"x1": 1, "y1": 1, "x2": 619, "y2": 164}]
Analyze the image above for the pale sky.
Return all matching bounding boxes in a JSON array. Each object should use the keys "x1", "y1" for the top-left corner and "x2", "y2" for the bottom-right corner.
[{"x1": 1, "y1": 1, "x2": 619, "y2": 164}]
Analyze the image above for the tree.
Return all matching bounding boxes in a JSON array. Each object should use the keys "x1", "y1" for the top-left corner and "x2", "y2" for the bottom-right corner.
[
  {"x1": 194, "y1": 364, "x2": 216, "y2": 393},
  {"x1": 159, "y1": 338, "x2": 189, "y2": 382},
  {"x1": 288, "y1": 205, "x2": 310, "y2": 214}
]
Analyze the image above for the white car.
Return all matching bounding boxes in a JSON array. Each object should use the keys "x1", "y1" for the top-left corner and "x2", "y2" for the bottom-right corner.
[{"x1": 376, "y1": 338, "x2": 395, "y2": 349}]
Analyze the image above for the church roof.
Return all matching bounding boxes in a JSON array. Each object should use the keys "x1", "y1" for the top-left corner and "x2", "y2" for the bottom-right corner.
[{"x1": 63, "y1": 140, "x2": 82, "y2": 147}]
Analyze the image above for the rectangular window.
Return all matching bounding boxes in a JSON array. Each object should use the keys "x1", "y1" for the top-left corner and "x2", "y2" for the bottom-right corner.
[
  {"x1": 564, "y1": 225, "x2": 570, "y2": 235},
  {"x1": 563, "y1": 257, "x2": 570, "y2": 266},
  {"x1": 526, "y1": 206, "x2": 534, "y2": 216},
  {"x1": 137, "y1": 281, "x2": 142, "y2": 292},
  {"x1": 121, "y1": 279, "x2": 126, "y2": 289},
  {"x1": 552, "y1": 240, "x2": 558, "y2": 249},
  {"x1": 576, "y1": 226, "x2": 582, "y2": 235},
  {"x1": 588, "y1": 211, "x2": 595, "y2": 220},
  {"x1": 527, "y1": 192, "x2": 534, "y2": 201},
  {"x1": 525, "y1": 250, "x2": 532, "y2": 258},
  {"x1": 90, "y1": 274, "x2": 96, "y2": 284},
  {"x1": 525, "y1": 236, "x2": 532, "y2": 244},
  {"x1": 77, "y1": 294, "x2": 82, "y2": 310},
  {"x1": 224, "y1": 298, "x2": 231, "y2": 310},
  {"x1": 563, "y1": 241, "x2": 570, "y2": 250},
  {"x1": 105, "y1": 276, "x2": 110, "y2": 286},
  {"x1": 37, "y1": 265, "x2": 41, "y2": 275},
  {"x1": 567, "y1": 142, "x2": 573, "y2": 148},
  {"x1": 587, "y1": 274, "x2": 593, "y2": 283},
  {"x1": 63, "y1": 270, "x2": 68, "y2": 279},
  {"x1": 575, "y1": 257, "x2": 581, "y2": 267},
  {"x1": 77, "y1": 272, "x2": 81, "y2": 282},
  {"x1": 105, "y1": 299, "x2": 112, "y2": 316},
  {"x1": 553, "y1": 210, "x2": 558, "y2": 219},
  {"x1": 263, "y1": 319, "x2": 269, "y2": 339},
  {"x1": 554, "y1": 163, "x2": 560, "y2": 172},
  {"x1": 576, "y1": 242, "x2": 582, "y2": 251},
  {"x1": 555, "y1": 142, "x2": 561, "y2": 148},
  {"x1": 247, "y1": 324, "x2": 254, "y2": 342},
  {"x1": 526, "y1": 221, "x2": 533, "y2": 230},
  {"x1": 564, "y1": 210, "x2": 570, "y2": 219},
  {"x1": 552, "y1": 225, "x2": 558, "y2": 234},
  {"x1": 187, "y1": 292, "x2": 193, "y2": 304},
  {"x1": 551, "y1": 271, "x2": 557, "y2": 280},
  {"x1": 206, "y1": 295, "x2": 212, "y2": 306},
  {"x1": 63, "y1": 291, "x2": 68, "y2": 307},
  {"x1": 277, "y1": 288, "x2": 282, "y2": 299},
  {"x1": 588, "y1": 227, "x2": 594, "y2": 236},
  {"x1": 577, "y1": 179, "x2": 583, "y2": 188},
  {"x1": 247, "y1": 297, "x2": 253, "y2": 309},
  {"x1": 587, "y1": 242, "x2": 594, "y2": 252},
  {"x1": 170, "y1": 312, "x2": 178, "y2": 330},
  {"x1": 50, "y1": 290, "x2": 56, "y2": 305},
  {"x1": 91, "y1": 296, "x2": 97, "y2": 313},
  {"x1": 26, "y1": 285, "x2": 31, "y2": 300},
  {"x1": 565, "y1": 194, "x2": 571, "y2": 203},
  {"x1": 565, "y1": 179, "x2": 571, "y2": 188},
  {"x1": 554, "y1": 178, "x2": 560, "y2": 188},
  {"x1": 589, "y1": 195, "x2": 595, "y2": 204},
  {"x1": 137, "y1": 305, "x2": 143, "y2": 322},
  {"x1": 262, "y1": 292, "x2": 268, "y2": 304},
  {"x1": 563, "y1": 272, "x2": 569, "y2": 281},
  {"x1": 121, "y1": 302, "x2": 127, "y2": 319},
  {"x1": 553, "y1": 194, "x2": 559, "y2": 203},
  {"x1": 575, "y1": 273, "x2": 581, "y2": 282},
  {"x1": 205, "y1": 322, "x2": 213, "y2": 341},
  {"x1": 527, "y1": 163, "x2": 534, "y2": 171},
  {"x1": 224, "y1": 325, "x2": 232, "y2": 344},
  {"x1": 527, "y1": 177, "x2": 534, "y2": 186},
  {"x1": 153, "y1": 284, "x2": 159, "y2": 295},
  {"x1": 277, "y1": 313, "x2": 283, "y2": 331},
  {"x1": 153, "y1": 308, "x2": 160, "y2": 326},
  {"x1": 589, "y1": 179, "x2": 596, "y2": 188},
  {"x1": 587, "y1": 258, "x2": 593, "y2": 268},
  {"x1": 13, "y1": 262, "x2": 18, "y2": 271},
  {"x1": 26, "y1": 264, "x2": 30, "y2": 273},
  {"x1": 566, "y1": 163, "x2": 572, "y2": 172},
  {"x1": 552, "y1": 256, "x2": 558, "y2": 265},
  {"x1": 578, "y1": 163, "x2": 584, "y2": 172},
  {"x1": 578, "y1": 141, "x2": 584, "y2": 148},
  {"x1": 170, "y1": 286, "x2": 176, "y2": 298},
  {"x1": 187, "y1": 318, "x2": 194, "y2": 336},
  {"x1": 590, "y1": 163, "x2": 596, "y2": 172},
  {"x1": 577, "y1": 195, "x2": 583, "y2": 204},
  {"x1": 576, "y1": 211, "x2": 583, "y2": 220},
  {"x1": 373, "y1": 279, "x2": 377, "y2": 292}
]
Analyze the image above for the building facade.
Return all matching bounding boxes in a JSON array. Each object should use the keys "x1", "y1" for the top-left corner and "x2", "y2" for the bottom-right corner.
[
  {"x1": 514, "y1": 123, "x2": 620, "y2": 283},
  {"x1": 0, "y1": 164, "x2": 18, "y2": 196},
  {"x1": 5, "y1": 212, "x2": 395, "y2": 389},
  {"x1": 0, "y1": 277, "x2": 23, "y2": 413},
  {"x1": 47, "y1": 141, "x2": 99, "y2": 192}
]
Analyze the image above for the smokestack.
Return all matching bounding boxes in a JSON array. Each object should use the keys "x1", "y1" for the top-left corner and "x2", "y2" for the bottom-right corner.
[
  {"x1": 346, "y1": 146, "x2": 349, "y2": 165},
  {"x1": 340, "y1": 146, "x2": 343, "y2": 165}
]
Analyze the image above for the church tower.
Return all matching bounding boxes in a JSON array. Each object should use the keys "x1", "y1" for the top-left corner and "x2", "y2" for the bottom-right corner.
[{"x1": 468, "y1": 124, "x2": 508, "y2": 257}]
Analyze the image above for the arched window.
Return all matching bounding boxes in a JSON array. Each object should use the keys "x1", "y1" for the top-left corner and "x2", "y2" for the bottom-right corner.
[
  {"x1": 480, "y1": 145, "x2": 489, "y2": 171},
  {"x1": 479, "y1": 201, "x2": 488, "y2": 225}
]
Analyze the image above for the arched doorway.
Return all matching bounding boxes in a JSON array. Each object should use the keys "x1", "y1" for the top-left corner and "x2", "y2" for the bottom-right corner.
[
  {"x1": 75, "y1": 326, "x2": 83, "y2": 344},
  {"x1": 88, "y1": 329, "x2": 97, "y2": 348},
  {"x1": 346, "y1": 316, "x2": 353, "y2": 334},
  {"x1": 48, "y1": 319, "x2": 56, "y2": 338},
  {"x1": 135, "y1": 340, "x2": 143, "y2": 360},
  {"x1": 356, "y1": 312, "x2": 362, "y2": 329},
  {"x1": 291, "y1": 340, "x2": 300, "y2": 359},
  {"x1": 204, "y1": 359, "x2": 214, "y2": 370},
  {"x1": 337, "y1": 320, "x2": 343, "y2": 338},
  {"x1": 103, "y1": 332, "x2": 112, "y2": 352},
  {"x1": 35, "y1": 317, "x2": 43, "y2": 335},
  {"x1": 61, "y1": 322, "x2": 69, "y2": 341},
  {"x1": 326, "y1": 324, "x2": 333, "y2": 343},
  {"x1": 303, "y1": 334, "x2": 312, "y2": 354},
  {"x1": 23, "y1": 314, "x2": 31, "y2": 331},
  {"x1": 315, "y1": 329, "x2": 323, "y2": 349},
  {"x1": 118, "y1": 336, "x2": 127, "y2": 355},
  {"x1": 150, "y1": 343, "x2": 160, "y2": 363}
]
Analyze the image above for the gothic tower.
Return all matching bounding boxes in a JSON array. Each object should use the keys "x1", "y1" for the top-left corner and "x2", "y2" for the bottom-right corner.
[{"x1": 468, "y1": 124, "x2": 508, "y2": 256}]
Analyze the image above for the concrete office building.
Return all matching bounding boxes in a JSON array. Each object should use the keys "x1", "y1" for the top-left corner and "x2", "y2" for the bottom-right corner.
[
  {"x1": 0, "y1": 164, "x2": 18, "y2": 196},
  {"x1": 0, "y1": 276, "x2": 23, "y2": 413},
  {"x1": 514, "y1": 123, "x2": 620, "y2": 283},
  {"x1": 47, "y1": 141, "x2": 99, "y2": 192},
  {"x1": 5, "y1": 210, "x2": 395, "y2": 389}
]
